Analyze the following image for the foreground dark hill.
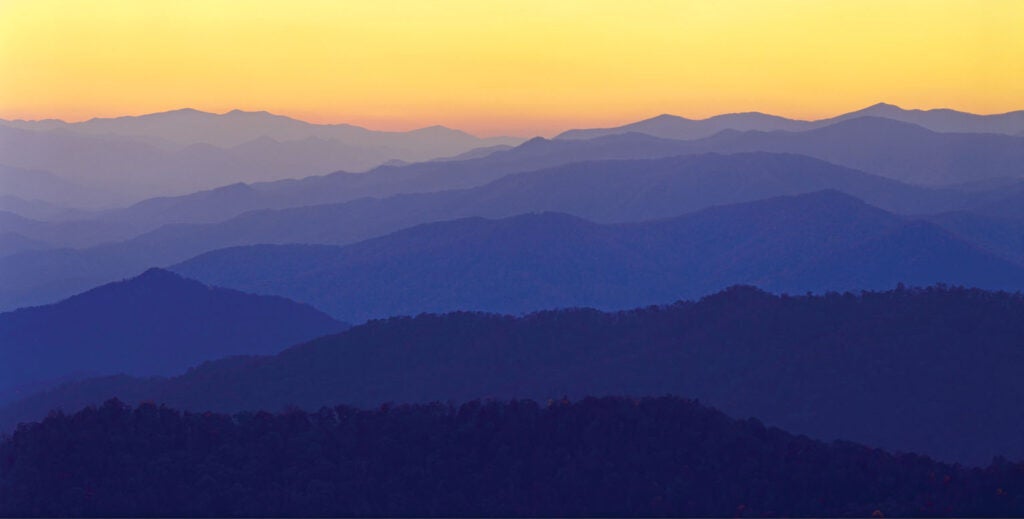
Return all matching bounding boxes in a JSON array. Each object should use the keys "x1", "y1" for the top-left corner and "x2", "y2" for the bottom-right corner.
[
  {"x1": 6, "y1": 285, "x2": 1024, "y2": 465},
  {"x1": 172, "y1": 191, "x2": 1024, "y2": 322},
  {"x1": 5, "y1": 397, "x2": 1023, "y2": 517},
  {"x1": 0, "y1": 153, "x2": 998, "y2": 311},
  {"x1": 0, "y1": 269, "x2": 344, "y2": 404}
]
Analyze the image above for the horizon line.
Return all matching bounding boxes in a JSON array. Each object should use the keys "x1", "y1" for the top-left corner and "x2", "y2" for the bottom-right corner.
[{"x1": 2, "y1": 101, "x2": 1023, "y2": 139}]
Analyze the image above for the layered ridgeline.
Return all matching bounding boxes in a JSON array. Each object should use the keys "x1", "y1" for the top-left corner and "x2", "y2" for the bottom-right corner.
[
  {"x1": 0, "y1": 164, "x2": 122, "y2": 213},
  {"x1": 0, "y1": 109, "x2": 522, "y2": 201},
  {"x1": 0, "y1": 108, "x2": 523, "y2": 152},
  {"x1": 170, "y1": 191, "x2": 1024, "y2": 322},
  {"x1": 1, "y1": 151, "x2": 954, "y2": 253},
  {"x1": 4, "y1": 397, "x2": 1023, "y2": 517},
  {"x1": 3, "y1": 103, "x2": 1021, "y2": 212},
  {"x1": 7, "y1": 152, "x2": 1024, "y2": 312},
  {"x1": 556, "y1": 102, "x2": 1024, "y2": 140},
  {"x1": 0, "y1": 269, "x2": 345, "y2": 405},
  {"x1": 87, "y1": 119, "x2": 1024, "y2": 231},
  {"x1": 5, "y1": 285, "x2": 1024, "y2": 465},
  {"x1": 6, "y1": 115, "x2": 1024, "y2": 253},
  {"x1": 556, "y1": 117, "x2": 1024, "y2": 186}
]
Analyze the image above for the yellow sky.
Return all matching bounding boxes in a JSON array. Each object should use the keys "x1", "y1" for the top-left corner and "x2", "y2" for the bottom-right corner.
[{"x1": 0, "y1": 0, "x2": 1021, "y2": 136}]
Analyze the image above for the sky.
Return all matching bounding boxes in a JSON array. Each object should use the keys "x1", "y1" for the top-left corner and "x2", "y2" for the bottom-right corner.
[{"x1": 0, "y1": 0, "x2": 1021, "y2": 137}]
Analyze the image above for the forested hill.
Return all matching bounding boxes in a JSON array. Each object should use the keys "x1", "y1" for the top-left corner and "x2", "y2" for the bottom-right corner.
[
  {"x1": 5, "y1": 285, "x2": 1024, "y2": 465},
  {"x1": 2, "y1": 397, "x2": 1023, "y2": 517}
]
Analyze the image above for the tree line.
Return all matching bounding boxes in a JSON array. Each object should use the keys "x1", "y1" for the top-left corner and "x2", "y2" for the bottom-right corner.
[{"x1": 2, "y1": 396, "x2": 1022, "y2": 517}]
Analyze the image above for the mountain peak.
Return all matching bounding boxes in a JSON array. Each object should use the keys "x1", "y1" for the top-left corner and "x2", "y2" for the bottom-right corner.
[
  {"x1": 860, "y1": 102, "x2": 903, "y2": 113},
  {"x1": 709, "y1": 111, "x2": 788, "y2": 122},
  {"x1": 825, "y1": 115, "x2": 931, "y2": 133},
  {"x1": 133, "y1": 267, "x2": 190, "y2": 284},
  {"x1": 0, "y1": 266, "x2": 344, "y2": 396},
  {"x1": 646, "y1": 113, "x2": 687, "y2": 122},
  {"x1": 408, "y1": 125, "x2": 471, "y2": 137},
  {"x1": 210, "y1": 182, "x2": 256, "y2": 194},
  {"x1": 147, "y1": 108, "x2": 215, "y2": 117},
  {"x1": 518, "y1": 136, "x2": 551, "y2": 148},
  {"x1": 79, "y1": 108, "x2": 222, "y2": 123},
  {"x1": 697, "y1": 285, "x2": 775, "y2": 306},
  {"x1": 224, "y1": 109, "x2": 274, "y2": 117}
]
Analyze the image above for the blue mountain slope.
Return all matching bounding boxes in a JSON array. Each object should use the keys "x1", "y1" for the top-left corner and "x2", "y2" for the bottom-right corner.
[
  {"x1": 0, "y1": 268, "x2": 345, "y2": 404},
  {"x1": 172, "y1": 191, "x2": 1024, "y2": 323},
  {"x1": 5, "y1": 283, "x2": 1024, "y2": 464},
  {"x1": 2, "y1": 152, "x2": 956, "y2": 311}
]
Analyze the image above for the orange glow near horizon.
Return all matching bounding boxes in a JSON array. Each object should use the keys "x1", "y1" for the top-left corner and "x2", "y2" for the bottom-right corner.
[{"x1": 0, "y1": 0, "x2": 1022, "y2": 137}]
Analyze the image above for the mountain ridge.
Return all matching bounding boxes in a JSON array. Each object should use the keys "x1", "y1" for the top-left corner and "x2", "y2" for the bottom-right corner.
[
  {"x1": 169, "y1": 190, "x2": 1024, "y2": 323},
  {"x1": 3, "y1": 152, "x2": 990, "y2": 311},
  {"x1": 0, "y1": 268, "x2": 346, "y2": 404},
  {"x1": 1, "y1": 107, "x2": 521, "y2": 148},
  {"x1": 557, "y1": 102, "x2": 1024, "y2": 140},
  {"x1": 6, "y1": 284, "x2": 1024, "y2": 464}
]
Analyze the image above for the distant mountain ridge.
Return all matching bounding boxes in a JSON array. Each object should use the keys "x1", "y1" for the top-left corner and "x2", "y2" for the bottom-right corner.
[
  {"x1": 558, "y1": 112, "x2": 811, "y2": 141},
  {"x1": 0, "y1": 110, "x2": 524, "y2": 202},
  {"x1": 5, "y1": 102, "x2": 1021, "y2": 209},
  {"x1": 0, "y1": 194, "x2": 91, "y2": 221},
  {"x1": 107, "y1": 116, "x2": 1024, "y2": 230},
  {"x1": 5, "y1": 152, "x2": 1004, "y2": 312},
  {"x1": 557, "y1": 102, "x2": 1024, "y2": 140},
  {"x1": 33, "y1": 119, "x2": 1024, "y2": 253},
  {"x1": 684, "y1": 117, "x2": 1024, "y2": 185},
  {"x1": 170, "y1": 191, "x2": 1024, "y2": 323},
  {"x1": 0, "y1": 163, "x2": 123, "y2": 209},
  {"x1": 0, "y1": 108, "x2": 522, "y2": 150},
  {"x1": 7, "y1": 112, "x2": 1023, "y2": 260},
  {"x1": 830, "y1": 102, "x2": 1024, "y2": 134}
]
